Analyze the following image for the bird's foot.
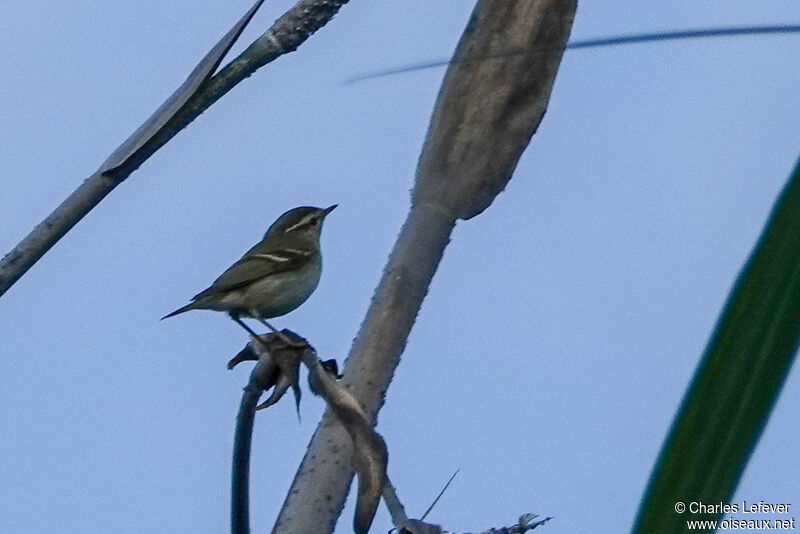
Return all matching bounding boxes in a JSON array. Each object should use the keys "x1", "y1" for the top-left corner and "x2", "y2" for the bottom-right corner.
[
  {"x1": 257, "y1": 319, "x2": 309, "y2": 350},
  {"x1": 278, "y1": 335, "x2": 309, "y2": 350}
]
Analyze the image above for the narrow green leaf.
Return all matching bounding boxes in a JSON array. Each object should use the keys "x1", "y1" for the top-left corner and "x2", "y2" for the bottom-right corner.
[{"x1": 632, "y1": 157, "x2": 800, "y2": 533}]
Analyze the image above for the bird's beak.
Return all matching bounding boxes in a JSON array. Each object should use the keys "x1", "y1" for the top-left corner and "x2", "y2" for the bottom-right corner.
[{"x1": 323, "y1": 204, "x2": 338, "y2": 216}]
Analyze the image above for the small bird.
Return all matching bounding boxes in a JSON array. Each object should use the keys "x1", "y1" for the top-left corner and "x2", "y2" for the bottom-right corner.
[{"x1": 162, "y1": 205, "x2": 336, "y2": 340}]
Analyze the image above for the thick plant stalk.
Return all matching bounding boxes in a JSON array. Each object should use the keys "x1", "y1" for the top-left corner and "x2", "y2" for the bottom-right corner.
[
  {"x1": 272, "y1": 1, "x2": 577, "y2": 533},
  {"x1": 0, "y1": 0, "x2": 350, "y2": 297},
  {"x1": 273, "y1": 206, "x2": 455, "y2": 534},
  {"x1": 631, "y1": 158, "x2": 800, "y2": 533}
]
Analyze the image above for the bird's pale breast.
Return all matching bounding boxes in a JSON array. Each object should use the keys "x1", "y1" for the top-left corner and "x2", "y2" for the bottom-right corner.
[{"x1": 240, "y1": 252, "x2": 322, "y2": 318}]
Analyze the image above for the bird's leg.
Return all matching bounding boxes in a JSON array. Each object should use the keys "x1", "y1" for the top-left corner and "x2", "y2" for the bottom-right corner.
[
  {"x1": 257, "y1": 318, "x2": 308, "y2": 349},
  {"x1": 229, "y1": 313, "x2": 273, "y2": 353}
]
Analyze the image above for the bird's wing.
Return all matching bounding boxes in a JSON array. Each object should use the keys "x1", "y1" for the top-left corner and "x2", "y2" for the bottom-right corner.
[{"x1": 191, "y1": 248, "x2": 312, "y2": 300}]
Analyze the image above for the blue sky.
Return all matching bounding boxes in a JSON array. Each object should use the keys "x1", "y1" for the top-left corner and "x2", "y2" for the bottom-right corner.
[{"x1": 1, "y1": 1, "x2": 798, "y2": 533}]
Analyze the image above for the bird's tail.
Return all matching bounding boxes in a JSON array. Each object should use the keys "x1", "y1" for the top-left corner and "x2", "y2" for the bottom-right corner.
[{"x1": 161, "y1": 302, "x2": 199, "y2": 320}]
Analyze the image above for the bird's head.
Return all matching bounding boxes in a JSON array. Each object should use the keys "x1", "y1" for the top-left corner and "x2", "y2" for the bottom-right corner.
[{"x1": 264, "y1": 205, "x2": 337, "y2": 245}]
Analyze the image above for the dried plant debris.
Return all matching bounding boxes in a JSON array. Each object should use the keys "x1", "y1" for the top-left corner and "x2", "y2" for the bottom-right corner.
[
  {"x1": 394, "y1": 518, "x2": 445, "y2": 534},
  {"x1": 231, "y1": 330, "x2": 388, "y2": 534},
  {"x1": 308, "y1": 358, "x2": 342, "y2": 395},
  {"x1": 390, "y1": 512, "x2": 550, "y2": 534},
  {"x1": 302, "y1": 353, "x2": 388, "y2": 534},
  {"x1": 472, "y1": 513, "x2": 552, "y2": 534},
  {"x1": 230, "y1": 332, "x2": 303, "y2": 417}
]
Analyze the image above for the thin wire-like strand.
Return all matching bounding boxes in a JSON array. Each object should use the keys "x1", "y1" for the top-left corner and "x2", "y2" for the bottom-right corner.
[
  {"x1": 347, "y1": 24, "x2": 800, "y2": 83},
  {"x1": 420, "y1": 469, "x2": 460, "y2": 521}
]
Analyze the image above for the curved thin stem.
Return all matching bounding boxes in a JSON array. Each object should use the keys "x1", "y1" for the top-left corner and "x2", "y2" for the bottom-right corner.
[{"x1": 232, "y1": 382, "x2": 262, "y2": 534}]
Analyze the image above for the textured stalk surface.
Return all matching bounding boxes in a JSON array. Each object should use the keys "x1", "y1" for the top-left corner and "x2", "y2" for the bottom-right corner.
[{"x1": 272, "y1": 1, "x2": 577, "y2": 532}]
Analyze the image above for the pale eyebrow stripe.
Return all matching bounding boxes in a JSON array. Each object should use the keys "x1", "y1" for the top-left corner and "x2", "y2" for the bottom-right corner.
[{"x1": 284, "y1": 214, "x2": 317, "y2": 233}]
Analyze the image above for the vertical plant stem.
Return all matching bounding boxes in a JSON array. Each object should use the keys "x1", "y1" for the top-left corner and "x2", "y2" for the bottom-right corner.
[
  {"x1": 272, "y1": 1, "x2": 577, "y2": 532},
  {"x1": 273, "y1": 205, "x2": 456, "y2": 533}
]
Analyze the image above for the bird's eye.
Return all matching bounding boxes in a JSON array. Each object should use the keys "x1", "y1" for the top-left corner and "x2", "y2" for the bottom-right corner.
[{"x1": 310, "y1": 218, "x2": 318, "y2": 226}]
